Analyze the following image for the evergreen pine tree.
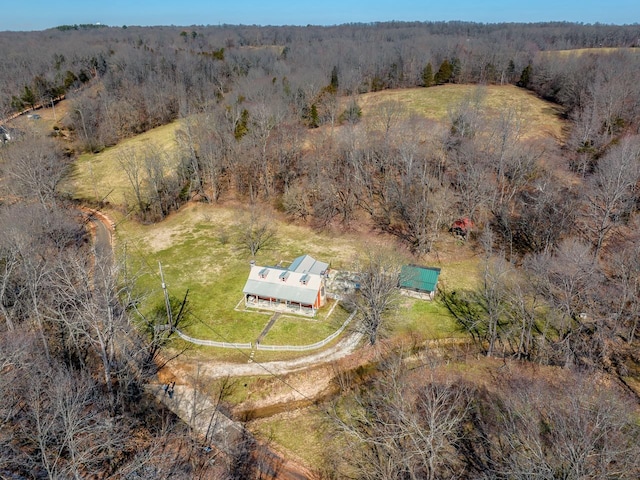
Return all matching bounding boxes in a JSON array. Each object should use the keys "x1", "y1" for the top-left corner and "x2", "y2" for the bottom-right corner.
[
  {"x1": 309, "y1": 104, "x2": 319, "y2": 128},
  {"x1": 518, "y1": 64, "x2": 532, "y2": 88},
  {"x1": 507, "y1": 59, "x2": 516, "y2": 82},
  {"x1": 328, "y1": 65, "x2": 339, "y2": 93},
  {"x1": 21, "y1": 85, "x2": 36, "y2": 108},
  {"x1": 434, "y1": 60, "x2": 453, "y2": 85},
  {"x1": 422, "y1": 62, "x2": 433, "y2": 87}
]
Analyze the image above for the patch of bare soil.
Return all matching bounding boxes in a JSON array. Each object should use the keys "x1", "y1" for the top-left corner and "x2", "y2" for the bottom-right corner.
[{"x1": 158, "y1": 331, "x2": 378, "y2": 414}]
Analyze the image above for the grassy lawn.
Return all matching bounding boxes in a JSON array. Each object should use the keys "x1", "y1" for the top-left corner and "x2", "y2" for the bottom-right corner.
[
  {"x1": 394, "y1": 297, "x2": 463, "y2": 340},
  {"x1": 109, "y1": 199, "x2": 480, "y2": 359},
  {"x1": 262, "y1": 302, "x2": 350, "y2": 346},
  {"x1": 118, "y1": 205, "x2": 278, "y2": 344},
  {"x1": 114, "y1": 203, "x2": 391, "y2": 354}
]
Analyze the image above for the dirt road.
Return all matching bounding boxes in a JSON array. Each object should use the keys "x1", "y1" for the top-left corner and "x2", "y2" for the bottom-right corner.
[{"x1": 198, "y1": 327, "x2": 365, "y2": 380}]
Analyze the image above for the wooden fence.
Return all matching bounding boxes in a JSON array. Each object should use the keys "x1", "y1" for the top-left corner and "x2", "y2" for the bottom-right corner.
[
  {"x1": 162, "y1": 308, "x2": 358, "y2": 352},
  {"x1": 173, "y1": 328, "x2": 253, "y2": 350}
]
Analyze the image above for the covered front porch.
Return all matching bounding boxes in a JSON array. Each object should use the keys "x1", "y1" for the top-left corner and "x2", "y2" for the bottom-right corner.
[{"x1": 244, "y1": 294, "x2": 317, "y2": 316}]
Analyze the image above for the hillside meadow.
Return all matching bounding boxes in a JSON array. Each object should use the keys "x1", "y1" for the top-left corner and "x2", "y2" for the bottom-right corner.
[
  {"x1": 537, "y1": 46, "x2": 640, "y2": 58},
  {"x1": 358, "y1": 84, "x2": 565, "y2": 140},
  {"x1": 60, "y1": 121, "x2": 182, "y2": 205},
  {"x1": 61, "y1": 84, "x2": 565, "y2": 207}
]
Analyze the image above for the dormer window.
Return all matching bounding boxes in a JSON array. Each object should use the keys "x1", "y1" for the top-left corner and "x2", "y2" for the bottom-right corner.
[
  {"x1": 279, "y1": 271, "x2": 290, "y2": 282},
  {"x1": 300, "y1": 273, "x2": 310, "y2": 285},
  {"x1": 259, "y1": 268, "x2": 269, "y2": 279}
]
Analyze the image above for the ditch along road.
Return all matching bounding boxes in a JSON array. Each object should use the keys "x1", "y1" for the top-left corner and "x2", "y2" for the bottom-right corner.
[{"x1": 85, "y1": 208, "x2": 363, "y2": 479}]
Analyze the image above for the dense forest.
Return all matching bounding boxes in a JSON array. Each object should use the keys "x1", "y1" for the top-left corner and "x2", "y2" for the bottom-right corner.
[{"x1": 1, "y1": 21, "x2": 640, "y2": 478}]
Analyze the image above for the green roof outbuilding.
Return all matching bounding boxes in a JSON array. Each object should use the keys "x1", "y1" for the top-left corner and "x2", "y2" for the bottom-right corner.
[{"x1": 399, "y1": 265, "x2": 441, "y2": 293}]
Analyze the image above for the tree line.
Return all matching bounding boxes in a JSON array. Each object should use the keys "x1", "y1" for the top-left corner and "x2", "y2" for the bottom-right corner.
[{"x1": 2, "y1": 21, "x2": 639, "y2": 145}]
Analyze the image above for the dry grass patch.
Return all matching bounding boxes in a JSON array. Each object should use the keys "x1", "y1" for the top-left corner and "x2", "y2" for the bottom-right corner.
[
  {"x1": 60, "y1": 120, "x2": 182, "y2": 205},
  {"x1": 538, "y1": 47, "x2": 640, "y2": 58},
  {"x1": 250, "y1": 407, "x2": 331, "y2": 472},
  {"x1": 358, "y1": 84, "x2": 565, "y2": 141}
]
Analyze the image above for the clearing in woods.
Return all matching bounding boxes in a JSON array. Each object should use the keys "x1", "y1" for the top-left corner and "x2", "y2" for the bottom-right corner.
[
  {"x1": 60, "y1": 83, "x2": 565, "y2": 361},
  {"x1": 60, "y1": 83, "x2": 567, "y2": 361}
]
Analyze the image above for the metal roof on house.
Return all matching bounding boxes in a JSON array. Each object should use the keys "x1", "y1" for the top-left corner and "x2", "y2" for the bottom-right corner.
[
  {"x1": 399, "y1": 265, "x2": 441, "y2": 293},
  {"x1": 243, "y1": 264, "x2": 322, "y2": 305},
  {"x1": 288, "y1": 255, "x2": 329, "y2": 275}
]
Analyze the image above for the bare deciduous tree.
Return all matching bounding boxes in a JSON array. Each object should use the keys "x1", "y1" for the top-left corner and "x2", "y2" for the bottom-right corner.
[
  {"x1": 347, "y1": 251, "x2": 401, "y2": 345},
  {"x1": 492, "y1": 373, "x2": 640, "y2": 480},
  {"x1": 329, "y1": 355, "x2": 470, "y2": 480},
  {"x1": 580, "y1": 135, "x2": 640, "y2": 257},
  {"x1": 239, "y1": 209, "x2": 277, "y2": 259},
  {"x1": 0, "y1": 135, "x2": 67, "y2": 208},
  {"x1": 118, "y1": 146, "x2": 147, "y2": 215}
]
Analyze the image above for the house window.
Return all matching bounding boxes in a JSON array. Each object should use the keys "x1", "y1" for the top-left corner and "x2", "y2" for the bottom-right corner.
[
  {"x1": 259, "y1": 268, "x2": 269, "y2": 279},
  {"x1": 300, "y1": 273, "x2": 310, "y2": 285},
  {"x1": 279, "y1": 271, "x2": 290, "y2": 282}
]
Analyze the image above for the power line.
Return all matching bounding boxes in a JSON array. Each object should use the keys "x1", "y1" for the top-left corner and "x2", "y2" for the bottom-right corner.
[
  {"x1": 188, "y1": 311, "x2": 317, "y2": 404},
  {"x1": 119, "y1": 239, "x2": 320, "y2": 403}
]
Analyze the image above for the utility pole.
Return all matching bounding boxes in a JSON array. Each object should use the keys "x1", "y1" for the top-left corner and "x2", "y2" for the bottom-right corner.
[{"x1": 159, "y1": 261, "x2": 174, "y2": 331}]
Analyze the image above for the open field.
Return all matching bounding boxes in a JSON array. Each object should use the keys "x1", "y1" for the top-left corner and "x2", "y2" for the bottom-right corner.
[
  {"x1": 357, "y1": 84, "x2": 566, "y2": 140},
  {"x1": 538, "y1": 46, "x2": 640, "y2": 58},
  {"x1": 60, "y1": 120, "x2": 182, "y2": 205}
]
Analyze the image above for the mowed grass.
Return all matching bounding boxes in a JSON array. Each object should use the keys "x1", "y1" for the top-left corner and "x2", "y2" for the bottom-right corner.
[
  {"x1": 60, "y1": 120, "x2": 182, "y2": 205},
  {"x1": 115, "y1": 203, "x2": 408, "y2": 352},
  {"x1": 116, "y1": 205, "x2": 269, "y2": 345},
  {"x1": 114, "y1": 201, "x2": 478, "y2": 360},
  {"x1": 395, "y1": 297, "x2": 462, "y2": 340},
  {"x1": 358, "y1": 84, "x2": 565, "y2": 140}
]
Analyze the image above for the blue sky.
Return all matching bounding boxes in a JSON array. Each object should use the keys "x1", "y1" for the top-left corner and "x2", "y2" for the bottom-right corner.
[{"x1": 3, "y1": 0, "x2": 639, "y2": 31}]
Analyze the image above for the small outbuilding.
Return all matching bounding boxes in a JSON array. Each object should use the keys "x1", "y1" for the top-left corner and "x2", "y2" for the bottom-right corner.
[
  {"x1": 450, "y1": 217, "x2": 474, "y2": 239},
  {"x1": 399, "y1": 265, "x2": 441, "y2": 300}
]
